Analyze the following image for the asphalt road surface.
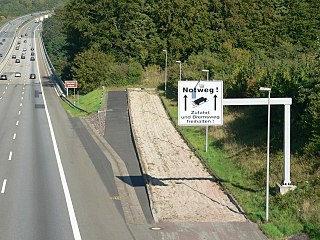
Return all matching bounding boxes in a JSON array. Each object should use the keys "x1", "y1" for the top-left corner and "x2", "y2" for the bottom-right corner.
[{"x1": 0, "y1": 16, "x2": 74, "y2": 240}]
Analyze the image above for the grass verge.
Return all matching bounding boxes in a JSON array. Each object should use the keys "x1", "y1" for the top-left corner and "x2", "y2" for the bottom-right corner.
[
  {"x1": 62, "y1": 88, "x2": 106, "y2": 117},
  {"x1": 161, "y1": 95, "x2": 320, "y2": 240}
]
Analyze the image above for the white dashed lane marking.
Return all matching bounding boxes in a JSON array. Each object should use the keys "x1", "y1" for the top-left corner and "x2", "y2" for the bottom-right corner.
[{"x1": 1, "y1": 179, "x2": 7, "y2": 194}]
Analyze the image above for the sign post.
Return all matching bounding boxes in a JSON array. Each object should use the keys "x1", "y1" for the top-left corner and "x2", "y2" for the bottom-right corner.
[
  {"x1": 65, "y1": 80, "x2": 78, "y2": 98},
  {"x1": 178, "y1": 80, "x2": 223, "y2": 127}
]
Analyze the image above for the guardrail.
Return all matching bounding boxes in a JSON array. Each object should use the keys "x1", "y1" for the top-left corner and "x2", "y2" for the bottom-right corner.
[
  {"x1": 38, "y1": 29, "x2": 89, "y2": 114},
  {"x1": 39, "y1": 32, "x2": 66, "y2": 95}
]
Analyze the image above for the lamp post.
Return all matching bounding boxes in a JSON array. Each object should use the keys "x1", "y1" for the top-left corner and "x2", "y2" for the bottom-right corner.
[
  {"x1": 163, "y1": 50, "x2": 167, "y2": 95},
  {"x1": 202, "y1": 69, "x2": 209, "y2": 152},
  {"x1": 259, "y1": 86, "x2": 272, "y2": 222},
  {"x1": 176, "y1": 60, "x2": 182, "y2": 81}
]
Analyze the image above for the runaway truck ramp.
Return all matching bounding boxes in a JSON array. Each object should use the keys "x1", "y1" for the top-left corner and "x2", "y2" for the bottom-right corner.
[{"x1": 128, "y1": 89, "x2": 246, "y2": 222}]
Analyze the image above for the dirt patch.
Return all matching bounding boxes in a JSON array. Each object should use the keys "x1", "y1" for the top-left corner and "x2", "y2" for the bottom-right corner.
[{"x1": 128, "y1": 90, "x2": 246, "y2": 222}]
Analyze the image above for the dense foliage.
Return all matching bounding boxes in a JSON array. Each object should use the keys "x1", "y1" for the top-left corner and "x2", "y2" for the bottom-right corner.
[{"x1": 52, "y1": 0, "x2": 319, "y2": 156}]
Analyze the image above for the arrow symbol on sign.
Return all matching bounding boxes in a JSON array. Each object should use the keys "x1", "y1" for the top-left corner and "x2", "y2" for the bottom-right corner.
[
  {"x1": 214, "y1": 95, "x2": 217, "y2": 111},
  {"x1": 184, "y1": 95, "x2": 187, "y2": 111}
]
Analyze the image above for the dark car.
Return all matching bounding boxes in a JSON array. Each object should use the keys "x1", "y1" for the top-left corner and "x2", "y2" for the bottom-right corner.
[
  {"x1": 31, "y1": 52, "x2": 35, "y2": 56},
  {"x1": 24, "y1": 40, "x2": 27, "y2": 43},
  {"x1": 30, "y1": 56, "x2": 35, "y2": 61},
  {"x1": 21, "y1": 55, "x2": 25, "y2": 59},
  {"x1": 29, "y1": 74, "x2": 36, "y2": 79},
  {"x1": 15, "y1": 46, "x2": 20, "y2": 50},
  {"x1": 15, "y1": 59, "x2": 20, "y2": 63},
  {"x1": 31, "y1": 47, "x2": 34, "y2": 51},
  {"x1": 0, "y1": 74, "x2": 7, "y2": 80},
  {"x1": 12, "y1": 55, "x2": 16, "y2": 59},
  {"x1": 0, "y1": 53, "x2": 2, "y2": 57}
]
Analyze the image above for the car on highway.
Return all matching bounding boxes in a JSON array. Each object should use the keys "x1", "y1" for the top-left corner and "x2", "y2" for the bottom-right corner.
[
  {"x1": 15, "y1": 59, "x2": 20, "y2": 63},
  {"x1": 16, "y1": 46, "x2": 20, "y2": 50},
  {"x1": 0, "y1": 74, "x2": 7, "y2": 80},
  {"x1": 29, "y1": 74, "x2": 36, "y2": 79},
  {"x1": 23, "y1": 48, "x2": 27, "y2": 52},
  {"x1": 30, "y1": 56, "x2": 35, "y2": 61},
  {"x1": 12, "y1": 55, "x2": 16, "y2": 59},
  {"x1": 31, "y1": 47, "x2": 34, "y2": 51},
  {"x1": 31, "y1": 52, "x2": 35, "y2": 56},
  {"x1": 21, "y1": 55, "x2": 25, "y2": 59},
  {"x1": 0, "y1": 53, "x2": 2, "y2": 57},
  {"x1": 24, "y1": 40, "x2": 27, "y2": 43},
  {"x1": 15, "y1": 72, "x2": 21, "y2": 77}
]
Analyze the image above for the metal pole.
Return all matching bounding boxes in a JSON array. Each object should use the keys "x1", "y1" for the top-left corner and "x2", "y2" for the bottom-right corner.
[
  {"x1": 202, "y1": 70, "x2": 209, "y2": 152},
  {"x1": 266, "y1": 89, "x2": 271, "y2": 222},
  {"x1": 163, "y1": 50, "x2": 167, "y2": 95},
  {"x1": 176, "y1": 60, "x2": 181, "y2": 81},
  {"x1": 259, "y1": 86, "x2": 271, "y2": 222}
]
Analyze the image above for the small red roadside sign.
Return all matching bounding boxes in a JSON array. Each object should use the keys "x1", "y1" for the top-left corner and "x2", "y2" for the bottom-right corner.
[{"x1": 65, "y1": 80, "x2": 77, "y2": 88}]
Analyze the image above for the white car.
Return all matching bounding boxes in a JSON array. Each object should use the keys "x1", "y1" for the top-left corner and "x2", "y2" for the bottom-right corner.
[{"x1": 15, "y1": 72, "x2": 21, "y2": 77}]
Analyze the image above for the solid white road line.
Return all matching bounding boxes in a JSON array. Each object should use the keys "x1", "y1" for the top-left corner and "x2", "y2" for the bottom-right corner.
[
  {"x1": 16, "y1": 121, "x2": 19, "y2": 126},
  {"x1": 21, "y1": 97, "x2": 23, "y2": 100},
  {"x1": 18, "y1": 110, "x2": 21, "y2": 115},
  {"x1": 8, "y1": 152, "x2": 12, "y2": 161},
  {"x1": 1, "y1": 179, "x2": 7, "y2": 194},
  {"x1": 20, "y1": 103, "x2": 22, "y2": 107},
  {"x1": 13, "y1": 133, "x2": 16, "y2": 140},
  {"x1": 36, "y1": 41, "x2": 82, "y2": 239}
]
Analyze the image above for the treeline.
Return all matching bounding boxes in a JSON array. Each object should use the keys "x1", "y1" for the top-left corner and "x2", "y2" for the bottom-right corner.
[
  {"x1": 0, "y1": 0, "x2": 64, "y2": 18},
  {"x1": 42, "y1": 0, "x2": 319, "y2": 155}
]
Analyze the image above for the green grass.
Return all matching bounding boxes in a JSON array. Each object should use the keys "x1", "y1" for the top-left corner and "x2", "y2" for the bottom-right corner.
[
  {"x1": 62, "y1": 88, "x2": 106, "y2": 117},
  {"x1": 161, "y1": 95, "x2": 320, "y2": 240}
]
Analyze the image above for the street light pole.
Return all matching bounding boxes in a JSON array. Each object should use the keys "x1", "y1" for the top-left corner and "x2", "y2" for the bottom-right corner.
[
  {"x1": 163, "y1": 50, "x2": 167, "y2": 95},
  {"x1": 176, "y1": 60, "x2": 182, "y2": 81},
  {"x1": 259, "y1": 86, "x2": 272, "y2": 222},
  {"x1": 202, "y1": 69, "x2": 209, "y2": 152}
]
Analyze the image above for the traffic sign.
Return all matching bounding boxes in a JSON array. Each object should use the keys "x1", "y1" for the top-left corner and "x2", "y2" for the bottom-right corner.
[
  {"x1": 65, "y1": 80, "x2": 77, "y2": 88},
  {"x1": 178, "y1": 80, "x2": 223, "y2": 126}
]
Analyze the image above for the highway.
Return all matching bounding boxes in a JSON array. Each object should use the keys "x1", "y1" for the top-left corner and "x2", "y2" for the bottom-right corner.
[
  {"x1": 0, "y1": 16, "x2": 75, "y2": 240},
  {"x1": 0, "y1": 15, "x2": 159, "y2": 240}
]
